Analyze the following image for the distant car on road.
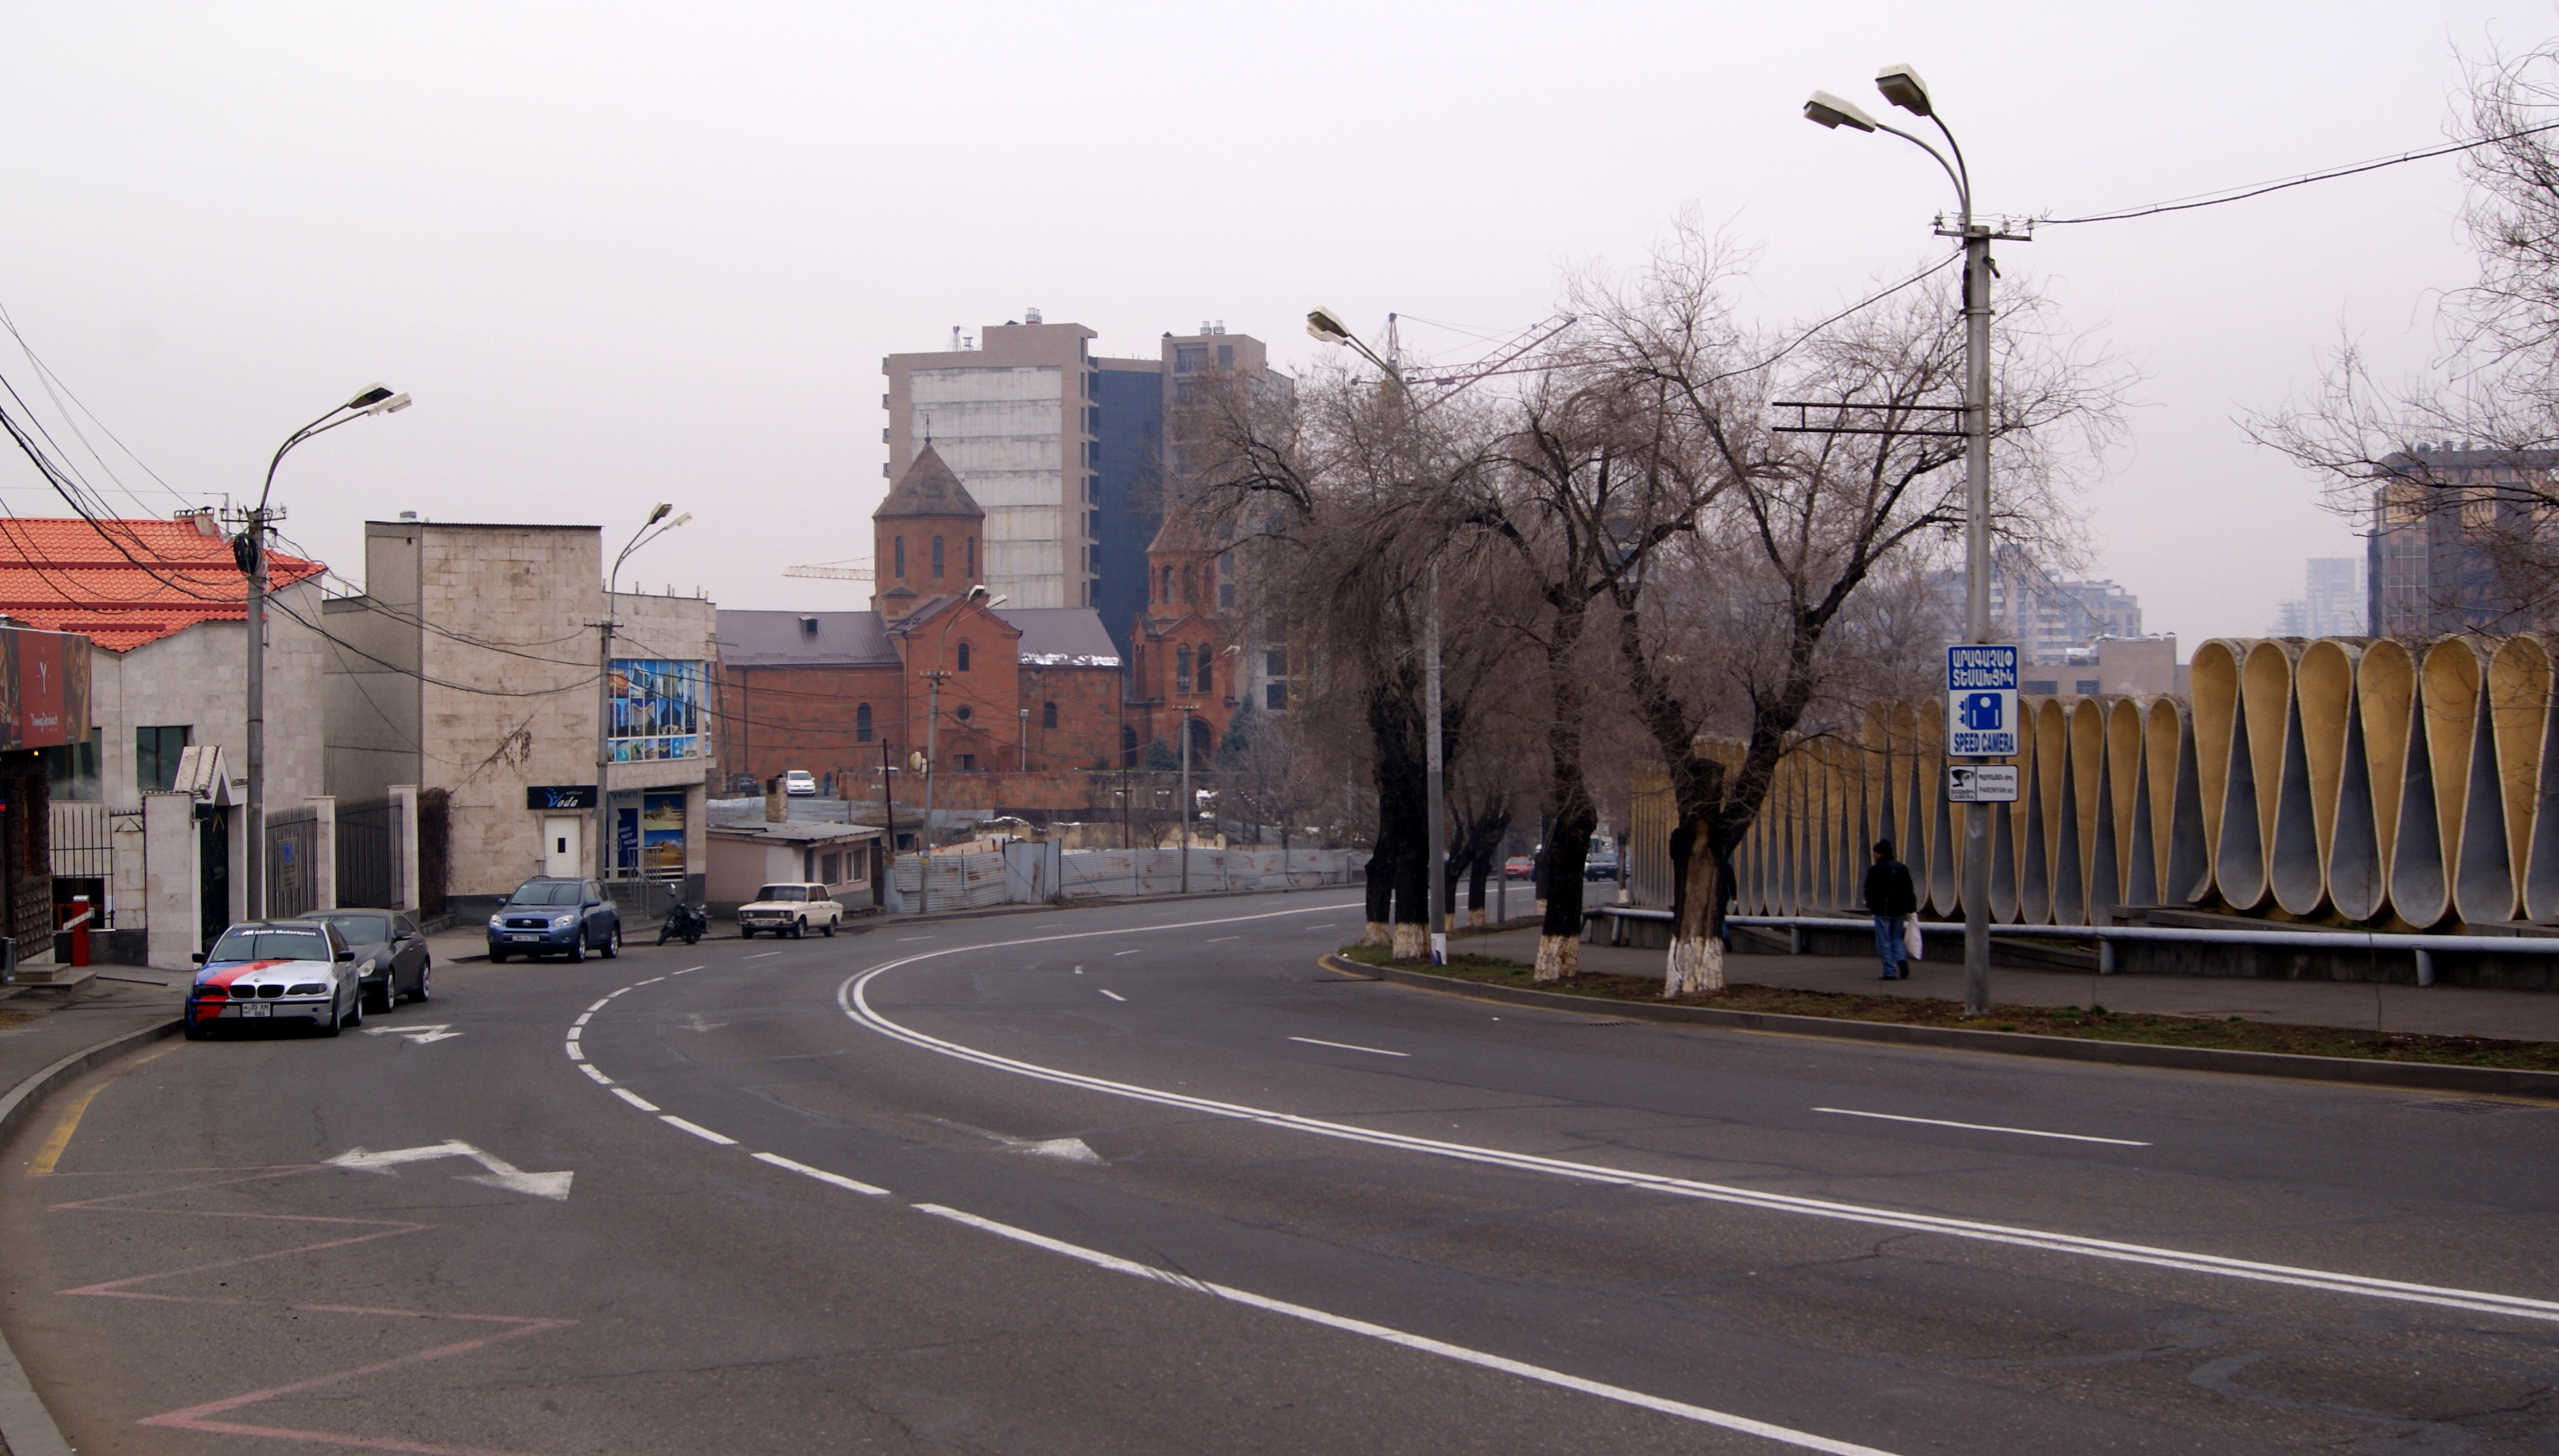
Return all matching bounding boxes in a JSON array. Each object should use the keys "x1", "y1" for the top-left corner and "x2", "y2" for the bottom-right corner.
[
  {"x1": 313, "y1": 908, "x2": 433, "y2": 1013},
  {"x1": 784, "y1": 769, "x2": 818, "y2": 796},
  {"x1": 737, "y1": 883, "x2": 841, "y2": 939},
  {"x1": 1504, "y1": 856, "x2": 1534, "y2": 881},
  {"x1": 486, "y1": 878, "x2": 622, "y2": 962},
  {"x1": 1584, "y1": 856, "x2": 1620, "y2": 882},
  {"x1": 185, "y1": 920, "x2": 363, "y2": 1039}
]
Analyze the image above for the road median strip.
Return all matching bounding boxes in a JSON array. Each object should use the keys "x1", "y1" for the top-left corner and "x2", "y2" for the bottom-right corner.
[{"x1": 1323, "y1": 951, "x2": 2559, "y2": 1100}]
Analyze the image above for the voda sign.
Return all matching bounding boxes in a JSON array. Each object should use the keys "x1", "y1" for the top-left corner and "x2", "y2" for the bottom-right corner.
[{"x1": 1945, "y1": 645, "x2": 2018, "y2": 759}]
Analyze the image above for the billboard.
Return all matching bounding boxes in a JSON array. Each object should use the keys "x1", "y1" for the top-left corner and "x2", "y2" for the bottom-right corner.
[
  {"x1": 0, "y1": 627, "x2": 92, "y2": 751},
  {"x1": 607, "y1": 658, "x2": 704, "y2": 763}
]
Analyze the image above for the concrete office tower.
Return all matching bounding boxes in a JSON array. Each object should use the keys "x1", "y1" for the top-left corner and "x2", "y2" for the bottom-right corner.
[
  {"x1": 2271, "y1": 557, "x2": 2365, "y2": 638},
  {"x1": 883, "y1": 317, "x2": 1271, "y2": 657}
]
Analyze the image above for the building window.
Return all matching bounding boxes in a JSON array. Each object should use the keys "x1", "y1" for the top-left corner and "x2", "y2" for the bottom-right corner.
[
  {"x1": 958, "y1": 753, "x2": 976, "y2": 771},
  {"x1": 137, "y1": 725, "x2": 190, "y2": 793},
  {"x1": 856, "y1": 703, "x2": 873, "y2": 742},
  {"x1": 1265, "y1": 647, "x2": 1286, "y2": 677},
  {"x1": 2075, "y1": 679, "x2": 2102, "y2": 695},
  {"x1": 1218, "y1": 344, "x2": 1234, "y2": 369},
  {"x1": 821, "y1": 852, "x2": 842, "y2": 883},
  {"x1": 1199, "y1": 653, "x2": 1213, "y2": 697},
  {"x1": 1159, "y1": 566, "x2": 1173, "y2": 604},
  {"x1": 1120, "y1": 724, "x2": 1138, "y2": 767},
  {"x1": 608, "y1": 660, "x2": 707, "y2": 761},
  {"x1": 1176, "y1": 344, "x2": 1206, "y2": 373},
  {"x1": 1266, "y1": 682, "x2": 1286, "y2": 710},
  {"x1": 966, "y1": 536, "x2": 976, "y2": 577},
  {"x1": 932, "y1": 536, "x2": 945, "y2": 578},
  {"x1": 893, "y1": 536, "x2": 906, "y2": 579},
  {"x1": 956, "y1": 704, "x2": 973, "y2": 722},
  {"x1": 1176, "y1": 644, "x2": 1193, "y2": 692},
  {"x1": 1181, "y1": 565, "x2": 1197, "y2": 602},
  {"x1": 42, "y1": 728, "x2": 101, "y2": 802},
  {"x1": 957, "y1": 641, "x2": 972, "y2": 672},
  {"x1": 1042, "y1": 701, "x2": 1058, "y2": 730}
]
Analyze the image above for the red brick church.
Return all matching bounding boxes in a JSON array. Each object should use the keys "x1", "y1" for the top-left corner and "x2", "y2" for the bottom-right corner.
[{"x1": 716, "y1": 447, "x2": 1238, "y2": 816}]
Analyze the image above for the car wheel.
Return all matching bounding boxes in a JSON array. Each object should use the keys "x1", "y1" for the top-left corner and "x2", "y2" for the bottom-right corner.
[
  {"x1": 793, "y1": 916, "x2": 806, "y2": 939},
  {"x1": 415, "y1": 961, "x2": 433, "y2": 1003},
  {"x1": 321, "y1": 991, "x2": 345, "y2": 1037},
  {"x1": 569, "y1": 934, "x2": 587, "y2": 964},
  {"x1": 602, "y1": 924, "x2": 621, "y2": 959},
  {"x1": 821, "y1": 919, "x2": 834, "y2": 937},
  {"x1": 183, "y1": 1018, "x2": 210, "y2": 1042},
  {"x1": 490, "y1": 949, "x2": 509, "y2": 963},
  {"x1": 739, "y1": 924, "x2": 753, "y2": 939}
]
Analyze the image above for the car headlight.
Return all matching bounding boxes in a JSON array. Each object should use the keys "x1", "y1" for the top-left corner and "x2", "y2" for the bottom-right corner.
[
  {"x1": 550, "y1": 913, "x2": 577, "y2": 928},
  {"x1": 488, "y1": 914, "x2": 505, "y2": 928}
]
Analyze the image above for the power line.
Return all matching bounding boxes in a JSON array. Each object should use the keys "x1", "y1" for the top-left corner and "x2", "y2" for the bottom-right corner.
[{"x1": 2041, "y1": 119, "x2": 2559, "y2": 226}]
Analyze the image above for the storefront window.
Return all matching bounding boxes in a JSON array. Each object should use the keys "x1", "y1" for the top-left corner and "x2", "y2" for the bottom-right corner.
[
  {"x1": 642, "y1": 792, "x2": 686, "y2": 878},
  {"x1": 608, "y1": 660, "x2": 705, "y2": 761}
]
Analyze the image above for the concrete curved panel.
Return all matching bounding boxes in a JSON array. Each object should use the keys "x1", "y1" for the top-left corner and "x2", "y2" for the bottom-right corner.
[
  {"x1": 2189, "y1": 640, "x2": 2244, "y2": 877},
  {"x1": 2422, "y1": 639, "x2": 2490, "y2": 923},
  {"x1": 2455, "y1": 678, "x2": 2517, "y2": 924},
  {"x1": 2068, "y1": 699, "x2": 2106, "y2": 923},
  {"x1": 2390, "y1": 666, "x2": 2451, "y2": 928},
  {"x1": 2215, "y1": 685, "x2": 2270, "y2": 910},
  {"x1": 2488, "y1": 636, "x2": 2550, "y2": 908},
  {"x1": 2329, "y1": 687, "x2": 2387, "y2": 922},
  {"x1": 2240, "y1": 641, "x2": 2298, "y2": 904},
  {"x1": 2357, "y1": 640, "x2": 2417, "y2": 875},
  {"x1": 2106, "y1": 699, "x2": 2145, "y2": 910},
  {"x1": 2165, "y1": 700, "x2": 2212, "y2": 905},
  {"x1": 2268, "y1": 676, "x2": 2326, "y2": 918},
  {"x1": 2527, "y1": 658, "x2": 2559, "y2": 920},
  {"x1": 1991, "y1": 722, "x2": 2022, "y2": 922},
  {"x1": 2297, "y1": 639, "x2": 2358, "y2": 873}
]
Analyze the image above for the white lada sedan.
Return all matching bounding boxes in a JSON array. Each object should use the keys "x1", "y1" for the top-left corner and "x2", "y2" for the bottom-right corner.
[{"x1": 184, "y1": 920, "x2": 365, "y2": 1040}]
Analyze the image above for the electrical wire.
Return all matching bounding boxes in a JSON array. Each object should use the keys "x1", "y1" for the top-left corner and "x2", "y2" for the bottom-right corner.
[
  {"x1": 2040, "y1": 119, "x2": 2559, "y2": 226},
  {"x1": 0, "y1": 300, "x2": 198, "y2": 513}
]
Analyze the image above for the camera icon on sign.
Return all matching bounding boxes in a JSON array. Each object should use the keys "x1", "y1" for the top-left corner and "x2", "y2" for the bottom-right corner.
[{"x1": 1957, "y1": 693, "x2": 2005, "y2": 731}]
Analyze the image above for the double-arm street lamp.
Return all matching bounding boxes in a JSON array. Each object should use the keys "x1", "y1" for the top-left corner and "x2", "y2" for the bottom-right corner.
[
  {"x1": 239, "y1": 383, "x2": 410, "y2": 922},
  {"x1": 596, "y1": 503, "x2": 691, "y2": 884},
  {"x1": 1305, "y1": 307, "x2": 1451, "y2": 965},
  {"x1": 1805, "y1": 64, "x2": 2023, "y2": 1017},
  {"x1": 918, "y1": 583, "x2": 1003, "y2": 914}
]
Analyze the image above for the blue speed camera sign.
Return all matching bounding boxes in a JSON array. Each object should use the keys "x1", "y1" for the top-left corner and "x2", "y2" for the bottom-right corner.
[{"x1": 1946, "y1": 645, "x2": 2019, "y2": 757}]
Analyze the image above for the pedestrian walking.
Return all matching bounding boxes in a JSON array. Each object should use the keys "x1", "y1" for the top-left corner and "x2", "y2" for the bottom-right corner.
[{"x1": 1861, "y1": 840, "x2": 1918, "y2": 980}]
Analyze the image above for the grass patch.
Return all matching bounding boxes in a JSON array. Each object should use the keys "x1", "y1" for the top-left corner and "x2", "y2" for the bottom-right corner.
[{"x1": 1336, "y1": 945, "x2": 2559, "y2": 1073}]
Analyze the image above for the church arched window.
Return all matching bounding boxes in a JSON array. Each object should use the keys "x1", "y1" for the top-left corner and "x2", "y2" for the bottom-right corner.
[
  {"x1": 932, "y1": 536, "x2": 945, "y2": 578},
  {"x1": 1176, "y1": 644, "x2": 1193, "y2": 692}
]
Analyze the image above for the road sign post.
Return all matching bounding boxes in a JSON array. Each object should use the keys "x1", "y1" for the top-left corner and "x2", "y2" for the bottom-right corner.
[
  {"x1": 1945, "y1": 645, "x2": 2019, "y2": 759},
  {"x1": 1947, "y1": 644, "x2": 2019, "y2": 1018}
]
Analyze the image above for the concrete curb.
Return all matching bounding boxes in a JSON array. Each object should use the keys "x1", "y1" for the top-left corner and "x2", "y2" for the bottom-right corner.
[
  {"x1": 1320, "y1": 955, "x2": 2559, "y2": 1102},
  {"x1": 0, "y1": 1015, "x2": 181, "y2": 1456}
]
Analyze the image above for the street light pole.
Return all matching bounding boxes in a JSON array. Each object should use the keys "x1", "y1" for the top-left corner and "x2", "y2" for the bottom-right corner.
[
  {"x1": 595, "y1": 505, "x2": 688, "y2": 889},
  {"x1": 239, "y1": 383, "x2": 410, "y2": 923},
  {"x1": 1805, "y1": 63, "x2": 2020, "y2": 1018},
  {"x1": 1176, "y1": 703, "x2": 1195, "y2": 893}
]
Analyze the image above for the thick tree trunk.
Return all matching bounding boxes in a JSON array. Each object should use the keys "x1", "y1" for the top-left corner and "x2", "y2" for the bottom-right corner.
[
  {"x1": 1664, "y1": 818, "x2": 1728, "y2": 997},
  {"x1": 1466, "y1": 853, "x2": 1488, "y2": 928},
  {"x1": 1362, "y1": 818, "x2": 1395, "y2": 947}
]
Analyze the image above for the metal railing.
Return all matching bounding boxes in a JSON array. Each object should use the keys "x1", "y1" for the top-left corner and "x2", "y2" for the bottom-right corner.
[{"x1": 265, "y1": 811, "x2": 322, "y2": 920}]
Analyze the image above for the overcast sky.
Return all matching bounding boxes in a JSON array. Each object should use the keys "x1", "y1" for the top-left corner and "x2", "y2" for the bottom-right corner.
[{"x1": 0, "y1": 1, "x2": 2538, "y2": 645}]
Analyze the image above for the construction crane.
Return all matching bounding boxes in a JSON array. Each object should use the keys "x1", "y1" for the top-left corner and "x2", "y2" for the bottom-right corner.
[
  {"x1": 782, "y1": 559, "x2": 871, "y2": 581},
  {"x1": 1406, "y1": 313, "x2": 1577, "y2": 409}
]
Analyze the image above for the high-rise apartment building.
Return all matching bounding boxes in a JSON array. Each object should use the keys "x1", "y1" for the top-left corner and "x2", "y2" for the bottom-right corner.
[
  {"x1": 882, "y1": 315, "x2": 1271, "y2": 657},
  {"x1": 1931, "y1": 548, "x2": 2143, "y2": 664},
  {"x1": 2367, "y1": 445, "x2": 2559, "y2": 636},
  {"x1": 2270, "y1": 557, "x2": 2364, "y2": 637}
]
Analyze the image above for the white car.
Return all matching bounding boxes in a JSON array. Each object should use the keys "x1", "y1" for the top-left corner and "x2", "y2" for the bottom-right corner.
[
  {"x1": 736, "y1": 883, "x2": 840, "y2": 939},
  {"x1": 784, "y1": 770, "x2": 817, "y2": 796},
  {"x1": 184, "y1": 920, "x2": 365, "y2": 1039}
]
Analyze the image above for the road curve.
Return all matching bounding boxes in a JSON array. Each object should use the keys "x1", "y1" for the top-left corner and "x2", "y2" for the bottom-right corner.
[{"x1": 5, "y1": 891, "x2": 2557, "y2": 1454}]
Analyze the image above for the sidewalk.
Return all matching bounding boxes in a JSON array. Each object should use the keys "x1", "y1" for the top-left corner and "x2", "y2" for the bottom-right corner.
[
  {"x1": 0, "y1": 972, "x2": 181, "y2": 1119},
  {"x1": 1460, "y1": 926, "x2": 2559, "y2": 1044}
]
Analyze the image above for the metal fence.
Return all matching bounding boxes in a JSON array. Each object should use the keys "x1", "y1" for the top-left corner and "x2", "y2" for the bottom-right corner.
[
  {"x1": 49, "y1": 801, "x2": 119, "y2": 928},
  {"x1": 266, "y1": 811, "x2": 322, "y2": 920},
  {"x1": 338, "y1": 799, "x2": 395, "y2": 910}
]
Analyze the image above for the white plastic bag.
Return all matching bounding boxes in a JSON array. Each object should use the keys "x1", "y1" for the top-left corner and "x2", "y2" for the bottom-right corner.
[{"x1": 1903, "y1": 915, "x2": 1924, "y2": 961}]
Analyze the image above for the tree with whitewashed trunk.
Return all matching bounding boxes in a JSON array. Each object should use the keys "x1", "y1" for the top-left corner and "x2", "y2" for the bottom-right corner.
[{"x1": 1579, "y1": 227, "x2": 2123, "y2": 996}]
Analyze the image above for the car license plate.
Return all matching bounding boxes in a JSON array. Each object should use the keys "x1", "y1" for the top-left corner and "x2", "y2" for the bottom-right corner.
[
  {"x1": 513, "y1": 933, "x2": 542, "y2": 941},
  {"x1": 242, "y1": 1003, "x2": 271, "y2": 1018}
]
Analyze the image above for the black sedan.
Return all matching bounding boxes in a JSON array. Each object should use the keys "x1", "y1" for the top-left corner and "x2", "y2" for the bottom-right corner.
[{"x1": 313, "y1": 908, "x2": 433, "y2": 1014}]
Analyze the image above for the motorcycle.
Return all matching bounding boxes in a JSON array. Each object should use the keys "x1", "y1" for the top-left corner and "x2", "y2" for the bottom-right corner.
[{"x1": 657, "y1": 901, "x2": 707, "y2": 946}]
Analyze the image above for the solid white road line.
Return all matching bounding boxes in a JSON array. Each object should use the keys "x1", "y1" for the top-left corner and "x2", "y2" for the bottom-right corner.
[
  {"x1": 614, "y1": 1088, "x2": 660, "y2": 1112},
  {"x1": 827, "y1": 901, "x2": 2559, "y2": 1327},
  {"x1": 1289, "y1": 1036, "x2": 1410, "y2": 1058},
  {"x1": 662, "y1": 1116, "x2": 736, "y2": 1145},
  {"x1": 753, "y1": 1151, "x2": 890, "y2": 1197},
  {"x1": 1812, "y1": 1108, "x2": 2151, "y2": 1147},
  {"x1": 915, "y1": 1203, "x2": 1898, "y2": 1455},
  {"x1": 1100, "y1": 989, "x2": 1127, "y2": 1002},
  {"x1": 578, "y1": 1065, "x2": 613, "y2": 1085},
  {"x1": 748, "y1": 951, "x2": 782, "y2": 960}
]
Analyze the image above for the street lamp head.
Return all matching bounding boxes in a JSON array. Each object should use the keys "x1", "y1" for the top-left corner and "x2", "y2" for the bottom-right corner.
[
  {"x1": 346, "y1": 383, "x2": 396, "y2": 410},
  {"x1": 356, "y1": 391, "x2": 412, "y2": 417},
  {"x1": 1305, "y1": 306, "x2": 1353, "y2": 344},
  {"x1": 1802, "y1": 90, "x2": 1880, "y2": 132},
  {"x1": 645, "y1": 502, "x2": 673, "y2": 526},
  {"x1": 666, "y1": 511, "x2": 692, "y2": 530},
  {"x1": 1874, "y1": 63, "x2": 1932, "y2": 117}
]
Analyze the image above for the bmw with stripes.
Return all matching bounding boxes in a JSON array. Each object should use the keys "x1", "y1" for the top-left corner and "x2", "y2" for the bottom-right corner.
[{"x1": 184, "y1": 920, "x2": 366, "y2": 1039}]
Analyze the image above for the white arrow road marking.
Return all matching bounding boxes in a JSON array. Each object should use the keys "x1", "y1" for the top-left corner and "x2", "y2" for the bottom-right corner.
[
  {"x1": 679, "y1": 1012, "x2": 726, "y2": 1034},
  {"x1": 327, "y1": 1141, "x2": 574, "y2": 1201},
  {"x1": 362, "y1": 1023, "x2": 464, "y2": 1045}
]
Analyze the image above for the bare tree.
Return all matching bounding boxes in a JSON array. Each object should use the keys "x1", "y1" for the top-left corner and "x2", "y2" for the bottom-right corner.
[
  {"x1": 1583, "y1": 226, "x2": 2124, "y2": 994},
  {"x1": 2250, "y1": 42, "x2": 2559, "y2": 631}
]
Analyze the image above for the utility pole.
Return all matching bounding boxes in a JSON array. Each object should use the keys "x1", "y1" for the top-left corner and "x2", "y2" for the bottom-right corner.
[
  {"x1": 1177, "y1": 703, "x2": 1195, "y2": 894},
  {"x1": 1422, "y1": 559, "x2": 1447, "y2": 964},
  {"x1": 1958, "y1": 221, "x2": 1995, "y2": 1019},
  {"x1": 920, "y1": 669, "x2": 947, "y2": 914},
  {"x1": 597, "y1": 505, "x2": 684, "y2": 888}
]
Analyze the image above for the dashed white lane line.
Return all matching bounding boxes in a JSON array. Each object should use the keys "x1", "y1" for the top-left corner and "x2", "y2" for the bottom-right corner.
[
  {"x1": 915, "y1": 1203, "x2": 1896, "y2": 1456},
  {"x1": 614, "y1": 1088, "x2": 660, "y2": 1112},
  {"x1": 1812, "y1": 1108, "x2": 2152, "y2": 1147},
  {"x1": 606, "y1": 987, "x2": 632, "y2": 999},
  {"x1": 1112, "y1": 949, "x2": 1143, "y2": 957},
  {"x1": 896, "y1": 936, "x2": 935, "y2": 942},
  {"x1": 633, "y1": 977, "x2": 666, "y2": 986},
  {"x1": 578, "y1": 1064, "x2": 614, "y2": 1085},
  {"x1": 1290, "y1": 1036, "x2": 1408, "y2": 1058},
  {"x1": 1207, "y1": 935, "x2": 1239, "y2": 943},
  {"x1": 747, "y1": 951, "x2": 782, "y2": 960},
  {"x1": 674, "y1": 965, "x2": 706, "y2": 974},
  {"x1": 662, "y1": 1116, "x2": 736, "y2": 1145},
  {"x1": 565, "y1": 1025, "x2": 581, "y2": 1042},
  {"x1": 753, "y1": 1151, "x2": 890, "y2": 1197},
  {"x1": 586, "y1": 998, "x2": 612, "y2": 1013},
  {"x1": 573, "y1": 1013, "x2": 592, "y2": 1027},
  {"x1": 563, "y1": 1042, "x2": 586, "y2": 1061},
  {"x1": 1099, "y1": 989, "x2": 1127, "y2": 1003}
]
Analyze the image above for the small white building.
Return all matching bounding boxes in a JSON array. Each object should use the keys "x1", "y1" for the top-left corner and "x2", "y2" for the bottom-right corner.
[{"x1": 705, "y1": 798, "x2": 880, "y2": 914}]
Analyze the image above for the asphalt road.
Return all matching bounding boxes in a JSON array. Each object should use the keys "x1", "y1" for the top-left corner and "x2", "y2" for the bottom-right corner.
[{"x1": 5, "y1": 891, "x2": 2558, "y2": 1455}]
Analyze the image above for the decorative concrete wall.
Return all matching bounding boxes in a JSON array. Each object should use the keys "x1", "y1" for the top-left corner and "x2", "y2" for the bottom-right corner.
[{"x1": 1729, "y1": 635, "x2": 2559, "y2": 932}]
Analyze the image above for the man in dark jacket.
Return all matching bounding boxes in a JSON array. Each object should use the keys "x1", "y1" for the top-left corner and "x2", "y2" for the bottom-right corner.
[{"x1": 1861, "y1": 840, "x2": 1919, "y2": 980}]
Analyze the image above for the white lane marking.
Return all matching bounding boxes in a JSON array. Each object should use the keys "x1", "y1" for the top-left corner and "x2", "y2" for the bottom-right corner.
[
  {"x1": 662, "y1": 1116, "x2": 736, "y2": 1145},
  {"x1": 563, "y1": 1042, "x2": 586, "y2": 1061},
  {"x1": 607, "y1": 987, "x2": 632, "y2": 999},
  {"x1": 578, "y1": 1064, "x2": 613, "y2": 1085},
  {"x1": 916, "y1": 1203, "x2": 1895, "y2": 1455},
  {"x1": 1308, "y1": 924, "x2": 1339, "y2": 929},
  {"x1": 573, "y1": 1013, "x2": 592, "y2": 1027},
  {"x1": 613, "y1": 1088, "x2": 660, "y2": 1112},
  {"x1": 564, "y1": 1025, "x2": 581, "y2": 1042},
  {"x1": 633, "y1": 977, "x2": 666, "y2": 985},
  {"x1": 1812, "y1": 1108, "x2": 2152, "y2": 1147},
  {"x1": 362, "y1": 1023, "x2": 462, "y2": 1044},
  {"x1": 1289, "y1": 1036, "x2": 1409, "y2": 1058},
  {"x1": 748, "y1": 951, "x2": 782, "y2": 960},
  {"x1": 1112, "y1": 949, "x2": 1143, "y2": 957},
  {"x1": 329, "y1": 1141, "x2": 573, "y2": 1201},
  {"x1": 753, "y1": 1151, "x2": 890, "y2": 1197},
  {"x1": 586, "y1": 999, "x2": 612, "y2": 1013},
  {"x1": 1099, "y1": 988, "x2": 1127, "y2": 1002},
  {"x1": 673, "y1": 966, "x2": 706, "y2": 974},
  {"x1": 1207, "y1": 936, "x2": 1239, "y2": 943},
  {"x1": 829, "y1": 901, "x2": 2559, "y2": 1327},
  {"x1": 897, "y1": 936, "x2": 936, "y2": 942},
  {"x1": 1074, "y1": 965, "x2": 1083, "y2": 974}
]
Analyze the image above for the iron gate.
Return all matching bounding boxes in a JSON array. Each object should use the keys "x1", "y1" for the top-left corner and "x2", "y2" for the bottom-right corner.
[
  {"x1": 265, "y1": 810, "x2": 321, "y2": 920},
  {"x1": 338, "y1": 799, "x2": 394, "y2": 910}
]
